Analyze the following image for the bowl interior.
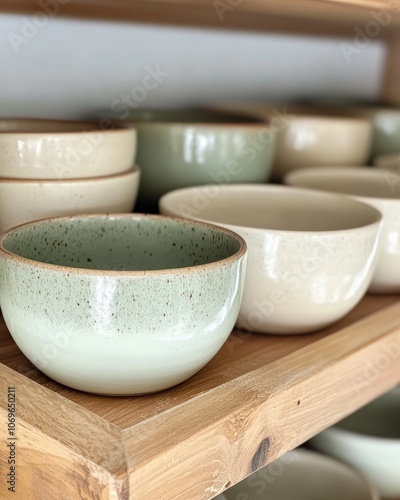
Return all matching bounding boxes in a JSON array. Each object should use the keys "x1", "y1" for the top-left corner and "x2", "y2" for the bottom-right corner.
[
  {"x1": 1, "y1": 215, "x2": 242, "y2": 272},
  {"x1": 335, "y1": 388, "x2": 400, "y2": 439},
  {"x1": 285, "y1": 168, "x2": 400, "y2": 199},
  {"x1": 161, "y1": 186, "x2": 381, "y2": 232}
]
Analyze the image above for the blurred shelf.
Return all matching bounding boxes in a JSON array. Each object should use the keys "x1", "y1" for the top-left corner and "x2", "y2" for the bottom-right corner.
[
  {"x1": 1, "y1": 0, "x2": 400, "y2": 37},
  {"x1": 1, "y1": 294, "x2": 400, "y2": 499},
  {"x1": 2, "y1": 0, "x2": 400, "y2": 103}
]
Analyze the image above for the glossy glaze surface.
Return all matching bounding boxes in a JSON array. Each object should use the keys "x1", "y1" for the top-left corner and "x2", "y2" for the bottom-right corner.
[
  {"x1": 0, "y1": 118, "x2": 136, "y2": 178},
  {"x1": 0, "y1": 167, "x2": 140, "y2": 232},
  {"x1": 159, "y1": 184, "x2": 381, "y2": 334},
  {"x1": 215, "y1": 448, "x2": 378, "y2": 500},
  {"x1": 0, "y1": 214, "x2": 247, "y2": 395},
  {"x1": 310, "y1": 387, "x2": 400, "y2": 498},
  {"x1": 285, "y1": 167, "x2": 400, "y2": 293},
  {"x1": 124, "y1": 109, "x2": 276, "y2": 205}
]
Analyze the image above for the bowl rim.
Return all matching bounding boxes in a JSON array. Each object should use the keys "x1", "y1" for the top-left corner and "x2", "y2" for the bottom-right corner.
[
  {"x1": 0, "y1": 117, "x2": 135, "y2": 136},
  {"x1": 0, "y1": 165, "x2": 140, "y2": 184},
  {"x1": 0, "y1": 213, "x2": 247, "y2": 277},
  {"x1": 159, "y1": 183, "x2": 383, "y2": 235},
  {"x1": 284, "y1": 166, "x2": 400, "y2": 201}
]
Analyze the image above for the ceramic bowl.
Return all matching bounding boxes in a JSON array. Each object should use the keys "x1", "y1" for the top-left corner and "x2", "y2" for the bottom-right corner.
[
  {"x1": 0, "y1": 118, "x2": 136, "y2": 178},
  {"x1": 159, "y1": 184, "x2": 381, "y2": 334},
  {"x1": 373, "y1": 153, "x2": 400, "y2": 175},
  {"x1": 205, "y1": 102, "x2": 372, "y2": 180},
  {"x1": 285, "y1": 166, "x2": 400, "y2": 293},
  {"x1": 310, "y1": 386, "x2": 400, "y2": 498},
  {"x1": 120, "y1": 109, "x2": 276, "y2": 206},
  {"x1": 333, "y1": 106, "x2": 400, "y2": 159},
  {"x1": 214, "y1": 448, "x2": 378, "y2": 500},
  {"x1": 0, "y1": 214, "x2": 247, "y2": 395},
  {"x1": 0, "y1": 167, "x2": 140, "y2": 232}
]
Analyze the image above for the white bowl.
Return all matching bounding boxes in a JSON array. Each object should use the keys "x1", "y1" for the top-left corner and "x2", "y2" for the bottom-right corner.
[
  {"x1": 0, "y1": 118, "x2": 136, "y2": 178},
  {"x1": 159, "y1": 184, "x2": 382, "y2": 334},
  {"x1": 0, "y1": 167, "x2": 140, "y2": 232},
  {"x1": 310, "y1": 387, "x2": 400, "y2": 498},
  {"x1": 285, "y1": 167, "x2": 400, "y2": 293},
  {"x1": 214, "y1": 448, "x2": 379, "y2": 500}
]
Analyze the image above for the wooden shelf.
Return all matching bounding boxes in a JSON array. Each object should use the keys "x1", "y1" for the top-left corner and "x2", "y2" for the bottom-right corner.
[
  {"x1": 1, "y1": 294, "x2": 400, "y2": 499},
  {"x1": 1, "y1": 0, "x2": 400, "y2": 38}
]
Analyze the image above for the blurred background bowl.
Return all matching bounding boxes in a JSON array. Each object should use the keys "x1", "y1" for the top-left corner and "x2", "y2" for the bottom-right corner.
[
  {"x1": 206, "y1": 102, "x2": 372, "y2": 179},
  {"x1": 373, "y1": 152, "x2": 400, "y2": 175},
  {"x1": 309, "y1": 386, "x2": 400, "y2": 498},
  {"x1": 117, "y1": 108, "x2": 276, "y2": 208},
  {"x1": 285, "y1": 166, "x2": 400, "y2": 293},
  {"x1": 0, "y1": 167, "x2": 140, "y2": 232},
  {"x1": 214, "y1": 448, "x2": 378, "y2": 500},
  {"x1": 160, "y1": 184, "x2": 381, "y2": 334},
  {"x1": 0, "y1": 118, "x2": 136, "y2": 179}
]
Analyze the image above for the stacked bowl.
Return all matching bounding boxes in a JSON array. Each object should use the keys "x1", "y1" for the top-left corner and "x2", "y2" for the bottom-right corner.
[{"x1": 0, "y1": 118, "x2": 140, "y2": 232}]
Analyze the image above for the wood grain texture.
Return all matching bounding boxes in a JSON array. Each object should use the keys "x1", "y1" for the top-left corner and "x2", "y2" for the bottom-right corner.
[
  {"x1": 0, "y1": 295, "x2": 400, "y2": 498},
  {"x1": 0, "y1": 0, "x2": 400, "y2": 37}
]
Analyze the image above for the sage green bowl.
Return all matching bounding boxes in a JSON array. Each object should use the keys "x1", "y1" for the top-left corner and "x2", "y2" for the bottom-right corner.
[
  {"x1": 0, "y1": 214, "x2": 247, "y2": 395},
  {"x1": 122, "y1": 109, "x2": 276, "y2": 206}
]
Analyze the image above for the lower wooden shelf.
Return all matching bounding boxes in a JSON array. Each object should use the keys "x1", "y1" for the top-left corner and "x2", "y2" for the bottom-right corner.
[{"x1": 1, "y1": 294, "x2": 400, "y2": 499}]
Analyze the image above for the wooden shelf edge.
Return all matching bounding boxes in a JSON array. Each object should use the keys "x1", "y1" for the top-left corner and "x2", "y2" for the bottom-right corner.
[
  {"x1": 0, "y1": 363, "x2": 128, "y2": 498},
  {"x1": 125, "y1": 299, "x2": 400, "y2": 499}
]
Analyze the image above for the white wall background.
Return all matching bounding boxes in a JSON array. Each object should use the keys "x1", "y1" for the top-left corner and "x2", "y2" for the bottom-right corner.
[{"x1": 0, "y1": 13, "x2": 386, "y2": 120}]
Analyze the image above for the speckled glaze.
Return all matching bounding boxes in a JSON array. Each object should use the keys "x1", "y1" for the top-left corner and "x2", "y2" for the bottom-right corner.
[
  {"x1": 285, "y1": 167, "x2": 400, "y2": 293},
  {"x1": 310, "y1": 387, "x2": 400, "y2": 498},
  {"x1": 0, "y1": 118, "x2": 136, "y2": 179},
  {"x1": 160, "y1": 184, "x2": 382, "y2": 334},
  {"x1": 0, "y1": 214, "x2": 247, "y2": 395},
  {"x1": 0, "y1": 167, "x2": 140, "y2": 232},
  {"x1": 122, "y1": 109, "x2": 276, "y2": 206},
  {"x1": 214, "y1": 448, "x2": 379, "y2": 500}
]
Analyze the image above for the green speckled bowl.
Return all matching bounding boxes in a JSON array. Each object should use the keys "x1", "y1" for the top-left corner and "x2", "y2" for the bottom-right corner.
[{"x1": 0, "y1": 214, "x2": 247, "y2": 395}]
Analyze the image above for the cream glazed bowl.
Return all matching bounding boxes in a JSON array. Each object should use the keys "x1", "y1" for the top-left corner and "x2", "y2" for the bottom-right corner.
[
  {"x1": 285, "y1": 167, "x2": 400, "y2": 293},
  {"x1": 0, "y1": 118, "x2": 136, "y2": 178},
  {"x1": 214, "y1": 448, "x2": 379, "y2": 500},
  {"x1": 0, "y1": 214, "x2": 247, "y2": 395},
  {"x1": 0, "y1": 167, "x2": 140, "y2": 232},
  {"x1": 159, "y1": 185, "x2": 382, "y2": 334}
]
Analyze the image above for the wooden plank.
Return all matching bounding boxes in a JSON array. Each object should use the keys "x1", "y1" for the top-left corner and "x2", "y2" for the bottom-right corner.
[
  {"x1": 382, "y1": 36, "x2": 400, "y2": 104},
  {"x1": 0, "y1": 295, "x2": 399, "y2": 498},
  {"x1": 124, "y1": 297, "x2": 400, "y2": 499},
  {"x1": 1, "y1": 0, "x2": 400, "y2": 38}
]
